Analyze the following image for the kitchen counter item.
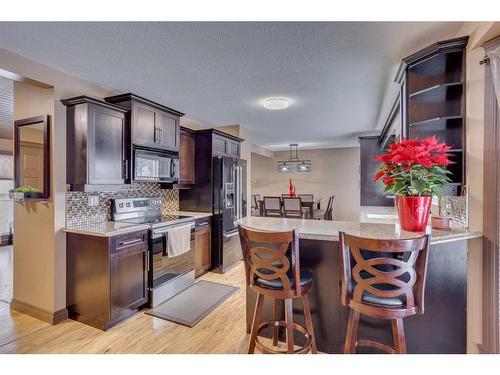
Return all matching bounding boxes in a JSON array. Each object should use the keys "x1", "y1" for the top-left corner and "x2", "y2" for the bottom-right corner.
[{"x1": 431, "y1": 215, "x2": 452, "y2": 230}]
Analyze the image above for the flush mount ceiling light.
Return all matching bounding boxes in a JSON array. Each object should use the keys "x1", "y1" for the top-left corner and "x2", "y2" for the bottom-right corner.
[
  {"x1": 277, "y1": 144, "x2": 312, "y2": 173},
  {"x1": 263, "y1": 97, "x2": 290, "y2": 110}
]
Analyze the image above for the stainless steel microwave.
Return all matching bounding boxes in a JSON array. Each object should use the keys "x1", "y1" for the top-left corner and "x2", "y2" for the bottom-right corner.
[{"x1": 133, "y1": 147, "x2": 179, "y2": 183}]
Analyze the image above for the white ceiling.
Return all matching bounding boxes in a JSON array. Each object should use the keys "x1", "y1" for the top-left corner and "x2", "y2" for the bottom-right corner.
[{"x1": 0, "y1": 22, "x2": 463, "y2": 149}]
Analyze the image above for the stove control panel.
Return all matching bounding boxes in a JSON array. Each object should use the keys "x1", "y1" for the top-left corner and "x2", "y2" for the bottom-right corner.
[{"x1": 112, "y1": 197, "x2": 163, "y2": 215}]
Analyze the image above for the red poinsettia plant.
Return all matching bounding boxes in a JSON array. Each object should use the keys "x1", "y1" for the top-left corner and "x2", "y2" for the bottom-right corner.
[{"x1": 374, "y1": 136, "x2": 454, "y2": 196}]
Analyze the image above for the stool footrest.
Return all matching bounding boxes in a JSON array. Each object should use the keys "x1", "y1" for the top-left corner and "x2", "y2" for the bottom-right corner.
[
  {"x1": 255, "y1": 320, "x2": 313, "y2": 354},
  {"x1": 356, "y1": 339, "x2": 396, "y2": 354}
]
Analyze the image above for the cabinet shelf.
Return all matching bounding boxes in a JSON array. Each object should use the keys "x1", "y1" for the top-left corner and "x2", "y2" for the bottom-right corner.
[
  {"x1": 409, "y1": 115, "x2": 462, "y2": 127},
  {"x1": 409, "y1": 81, "x2": 463, "y2": 99}
]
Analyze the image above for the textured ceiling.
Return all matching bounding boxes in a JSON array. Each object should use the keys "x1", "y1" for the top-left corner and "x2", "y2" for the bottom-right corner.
[{"x1": 0, "y1": 22, "x2": 463, "y2": 149}]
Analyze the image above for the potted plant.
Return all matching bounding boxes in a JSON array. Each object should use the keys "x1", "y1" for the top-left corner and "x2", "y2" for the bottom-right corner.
[
  {"x1": 373, "y1": 136, "x2": 453, "y2": 231},
  {"x1": 12, "y1": 185, "x2": 41, "y2": 199}
]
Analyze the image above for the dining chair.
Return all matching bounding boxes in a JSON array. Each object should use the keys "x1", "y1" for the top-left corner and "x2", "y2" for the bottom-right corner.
[
  {"x1": 299, "y1": 194, "x2": 314, "y2": 217},
  {"x1": 339, "y1": 232, "x2": 430, "y2": 354},
  {"x1": 251, "y1": 194, "x2": 261, "y2": 216},
  {"x1": 314, "y1": 195, "x2": 335, "y2": 220},
  {"x1": 281, "y1": 194, "x2": 291, "y2": 198},
  {"x1": 283, "y1": 197, "x2": 303, "y2": 218},
  {"x1": 263, "y1": 196, "x2": 282, "y2": 217}
]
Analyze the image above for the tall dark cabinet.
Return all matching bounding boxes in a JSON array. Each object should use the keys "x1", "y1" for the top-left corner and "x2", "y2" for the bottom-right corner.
[
  {"x1": 63, "y1": 96, "x2": 129, "y2": 191},
  {"x1": 395, "y1": 36, "x2": 468, "y2": 195},
  {"x1": 359, "y1": 136, "x2": 395, "y2": 207},
  {"x1": 105, "y1": 93, "x2": 184, "y2": 152}
]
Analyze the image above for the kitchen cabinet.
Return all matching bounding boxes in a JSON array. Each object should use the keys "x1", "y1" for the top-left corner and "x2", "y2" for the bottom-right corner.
[
  {"x1": 395, "y1": 36, "x2": 467, "y2": 195},
  {"x1": 66, "y1": 229, "x2": 148, "y2": 330},
  {"x1": 212, "y1": 132, "x2": 241, "y2": 157},
  {"x1": 179, "y1": 129, "x2": 243, "y2": 212},
  {"x1": 62, "y1": 96, "x2": 129, "y2": 191},
  {"x1": 359, "y1": 136, "x2": 394, "y2": 207},
  {"x1": 105, "y1": 93, "x2": 184, "y2": 152},
  {"x1": 194, "y1": 217, "x2": 211, "y2": 277},
  {"x1": 179, "y1": 127, "x2": 195, "y2": 185}
]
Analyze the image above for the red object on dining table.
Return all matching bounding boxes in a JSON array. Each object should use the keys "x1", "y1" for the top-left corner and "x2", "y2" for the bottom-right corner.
[{"x1": 289, "y1": 179, "x2": 295, "y2": 197}]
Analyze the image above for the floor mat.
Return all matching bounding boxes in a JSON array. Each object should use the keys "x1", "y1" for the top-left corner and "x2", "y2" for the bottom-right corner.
[{"x1": 145, "y1": 280, "x2": 239, "y2": 327}]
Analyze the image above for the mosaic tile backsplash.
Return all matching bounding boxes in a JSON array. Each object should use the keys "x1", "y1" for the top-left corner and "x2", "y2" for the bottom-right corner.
[
  {"x1": 431, "y1": 186, "x2": 468, "y2": 228},
  {"x1": 66, "y1": 183, "x2": 179, "y2": 227}
]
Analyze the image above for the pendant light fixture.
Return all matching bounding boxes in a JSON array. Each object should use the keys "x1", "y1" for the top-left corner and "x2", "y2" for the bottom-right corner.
[{"x1": 277, "y1": 144, "x2": 312, "y2": 173}]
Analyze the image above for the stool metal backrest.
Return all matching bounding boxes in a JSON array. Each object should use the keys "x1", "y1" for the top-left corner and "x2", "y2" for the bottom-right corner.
[
  {"x1": 339, "y1": 232, "x2": 430, "y2": 318},
  {"x1": 239, "y1": 225, "x2": 302, "y2": 298}
]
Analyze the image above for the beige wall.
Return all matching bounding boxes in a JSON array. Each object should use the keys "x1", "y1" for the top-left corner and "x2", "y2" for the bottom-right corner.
[
  {"x1": 0, "y1": 138, "x2": 12, "y2": 153},
  {"x1": 251, "y1": 147, "x2": 360, "y2": 221},
  {"x1": 455, "y1": 22, "x2": 500, "y2": 353},
  {"x1": 12, "y1": 81, "x2": 55, "y2": 312},
  {"x1": 0, "y1": 47, "x2": 115, "y2": 316}
]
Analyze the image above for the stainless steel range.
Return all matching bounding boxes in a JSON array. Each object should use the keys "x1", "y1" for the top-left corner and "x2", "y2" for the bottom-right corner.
[{"x1": 111, "y1": 196, "x2": 196, "y2": 308}]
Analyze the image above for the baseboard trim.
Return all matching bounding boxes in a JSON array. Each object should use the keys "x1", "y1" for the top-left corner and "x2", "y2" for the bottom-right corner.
[
  {"x1": 477, "y1": 343, "x2": 498, "y2": 354},
  {"x1": 10, "y1": 299, "x2": 68, "y2": 325}
]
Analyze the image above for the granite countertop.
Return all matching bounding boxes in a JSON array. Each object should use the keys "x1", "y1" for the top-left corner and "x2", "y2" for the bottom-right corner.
[
  {"x1": 63, "y1": 221, "x2": 150, "y2": 237},
  {"x1": 64, "y1": 211, "x2": 212, "y2": 237},
  {"x1": 165, "y1": 211, "x2": 213, "y2": 219},
  {"x1": 236, "y1": 217, "x2": 481, "y2": 245}
]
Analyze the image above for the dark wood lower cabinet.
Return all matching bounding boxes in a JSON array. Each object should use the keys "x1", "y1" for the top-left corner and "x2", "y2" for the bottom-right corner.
[
  {"x1": 194, "y1": 218, "x2": 212, "y2": 278},
  {"x1": 66, "y1": 229, "x2": 148, "y2": 330}
]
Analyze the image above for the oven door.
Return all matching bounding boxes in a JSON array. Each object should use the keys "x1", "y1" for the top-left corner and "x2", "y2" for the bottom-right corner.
[
  {"x1": 149, "y1": 223, "x2": 196, "y2": 289},
  {"x1": 134, "y1": 147, "x2": 178, "y2": 183}
]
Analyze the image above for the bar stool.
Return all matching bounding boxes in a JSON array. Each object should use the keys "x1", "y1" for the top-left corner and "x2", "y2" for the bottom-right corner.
[
  {"x1": 339, "y1": 232, "x2": 430, "y2": 354},
  {"x1": 238, "y1": 225, "x2": 317, "y2": 354}
]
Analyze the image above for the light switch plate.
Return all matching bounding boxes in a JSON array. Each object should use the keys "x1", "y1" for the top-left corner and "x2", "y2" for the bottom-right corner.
[{"x1": 88, "y1": 195, "x2": 99, "y2": 207}]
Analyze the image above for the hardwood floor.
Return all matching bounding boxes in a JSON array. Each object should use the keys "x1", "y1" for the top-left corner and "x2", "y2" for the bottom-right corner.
[
  {"x1": 0, "y1": 262, "x2": 252, "y2": 354},
  {"x1": 0, "y1": 245, "x2": 13, "y2": 304}
]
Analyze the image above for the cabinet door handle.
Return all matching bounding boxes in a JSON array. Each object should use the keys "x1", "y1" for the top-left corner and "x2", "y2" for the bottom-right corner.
[
  {"x1": 145, "y1": 251, "x2": 150, "y2": 272},
  {"x1": 118, "y1": 238, "x2": 143, "y2": 247}
]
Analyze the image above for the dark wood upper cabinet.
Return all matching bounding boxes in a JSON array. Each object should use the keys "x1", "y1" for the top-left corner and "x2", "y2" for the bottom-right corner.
[
  {"x1": 179, "y1": 127, "x2": 195, "y2": 185},
  {"x1": 105, "y1": 93, "x2": 184, "y2": 153},
  {"x1": 211, "y1": 132, "x2": 241, "y2": 158},
  {"x1": 395, "y1": 36, "x2": 468, "y2": 195},
  {"x1": 62, "y1": 96, "x2": 129, "y2": 191}
]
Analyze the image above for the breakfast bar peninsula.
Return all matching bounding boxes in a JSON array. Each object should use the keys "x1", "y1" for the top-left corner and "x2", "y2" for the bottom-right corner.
[{"x1": 236, "y1": 216, "x2": 481, "y2": 354}]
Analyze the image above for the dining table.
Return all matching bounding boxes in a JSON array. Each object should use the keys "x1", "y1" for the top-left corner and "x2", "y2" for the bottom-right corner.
[{"x1": 258, "y1": 198, "x2": 320, "y2": 219}]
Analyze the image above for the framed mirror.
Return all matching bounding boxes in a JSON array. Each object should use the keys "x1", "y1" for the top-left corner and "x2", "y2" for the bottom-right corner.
[{"x1": 14, "y1": 115, "x2": 50, "y2": 199}]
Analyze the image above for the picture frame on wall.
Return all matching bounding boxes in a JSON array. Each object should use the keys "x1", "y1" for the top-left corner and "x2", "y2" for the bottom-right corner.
[{"x1": 0, "y1": 153, "x2": 14, "y2": 180}]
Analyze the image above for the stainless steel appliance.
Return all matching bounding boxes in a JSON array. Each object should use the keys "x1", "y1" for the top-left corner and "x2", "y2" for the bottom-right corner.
[
  {"x1": 133, "y1": 147, "x2": 179, "y2": 183},
  {"x1": 111, "y1": 196, "x2": 195, "y2": 307},
  {"x1": 212, "y1": 156, "x2": 247, "y2": 272}
]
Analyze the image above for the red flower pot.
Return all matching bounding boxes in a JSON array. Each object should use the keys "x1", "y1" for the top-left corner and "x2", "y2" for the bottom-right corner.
[{"x1": 395, "y1": 195, "x2": 432, "y2": 232}]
